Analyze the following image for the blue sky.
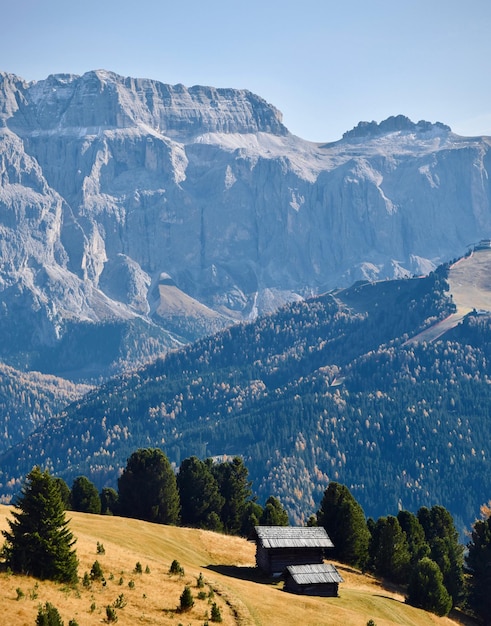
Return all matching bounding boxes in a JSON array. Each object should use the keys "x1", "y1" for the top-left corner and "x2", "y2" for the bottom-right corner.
[{"x1": 3, "y1": 0, "x2": 491, "y2": 142}]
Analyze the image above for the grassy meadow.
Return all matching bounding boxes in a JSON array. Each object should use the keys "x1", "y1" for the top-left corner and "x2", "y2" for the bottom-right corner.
[{"x1": 0, "y1": 505, "x2": 469, "y2": 625}]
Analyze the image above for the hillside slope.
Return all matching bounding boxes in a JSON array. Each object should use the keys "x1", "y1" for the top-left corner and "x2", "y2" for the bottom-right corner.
[
  {"x1": 408, "y1": 246, "x2": 491, "y2": 343},
  {"x1": 7, "y1": 267, "x2": 487, "y2": 531},
  {"x1": 0, "y1": 505, "x2": 464, "y2": 626}
]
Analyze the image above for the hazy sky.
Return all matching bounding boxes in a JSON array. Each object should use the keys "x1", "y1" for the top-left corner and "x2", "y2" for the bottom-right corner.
[{"x1": 2, "y1": 0, "x2": 491, "y2": 142}]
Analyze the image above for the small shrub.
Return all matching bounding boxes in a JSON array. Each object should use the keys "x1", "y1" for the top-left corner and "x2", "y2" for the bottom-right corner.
[
  {"x1": 113, "y1": 593, "x2": 127, "y2": 609},
  {"x1": 134, "y1": 561, "x2": 142, "y2": 574},
  {"x1": 169, "y1": 559, "x2": 185, "y2": 576},
  {"x1": 82, "y1": 572, "x2": 91, "y2": 588},
  {"x1": 30, "y1": 583, "x2": 39, "y2": 600},
  {"x1": 15, "y1": 587, "x2": 24, "y2": 600},
  {"x1": 367, "y1": 621, "x2": 377, "y2": 626},
  {"x1": 197, "y1": 591, "x2": 207, "y2": 600},
  {"x1": 90, "y1": 602, "x2": 96, "y2": 613},
  {"x1": 179, "y1": 586, "x2": 194, "y2": 612},
  {"x1": 96, "y1": 541, "x2": 105, "y2": 554},
  {"x1": 128, "y1": 579, "x2": 135, "y2": 589},
  {"x1": 90, "y1": 560, "x2": 104, "y2": 581},
  {"x1": 68, "y1": 620, "x2": 80, "y2": 626},
  {"x1": 145, "y1": 565, "x2": 151, "y2": 574},
  {"x1": 105, "y1": 605, "x2": 118, "y2": 622},
  {"x1": 36, "y1": 602, "x2": 63, "y2": 626},
  {"x1": 197, "y1": 572, "x2": 205, "y2": 588},
  {"x1": 210, "y1": 602, "x2": 222, "y2": 623},
  {"x1": 118, "y1": 577, "x2": 124, "y2": 586}
]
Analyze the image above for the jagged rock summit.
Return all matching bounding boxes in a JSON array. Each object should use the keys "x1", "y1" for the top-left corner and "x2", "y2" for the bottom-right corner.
[
  {"x1": 341, "y1": 114, "x2": 451, "y2": 140},
  {"x1": 1, "y1": 69, "x2": 491, "y2": 379}
]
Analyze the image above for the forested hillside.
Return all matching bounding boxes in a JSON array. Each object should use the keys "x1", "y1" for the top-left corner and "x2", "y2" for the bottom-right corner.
[
  {"x1": 2, "y1": 266, "x2": 490, "y2": 532},
  {"x1": 0, "y1": 363, "x2": 91, "y2": 454}
]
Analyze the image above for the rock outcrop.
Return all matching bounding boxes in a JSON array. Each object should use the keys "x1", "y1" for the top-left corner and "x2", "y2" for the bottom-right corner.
[{"x1": 1, "y1": 69, "x2": 491, "y2": 377}]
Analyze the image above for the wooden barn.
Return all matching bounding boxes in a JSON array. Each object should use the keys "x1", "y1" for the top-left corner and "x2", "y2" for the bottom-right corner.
[
  {"x1": 253, "y1": 526, "x2": 334, "y2": 576},
  {"x1": 284, "y1": 563, "x2": 344, "y2": 596}
]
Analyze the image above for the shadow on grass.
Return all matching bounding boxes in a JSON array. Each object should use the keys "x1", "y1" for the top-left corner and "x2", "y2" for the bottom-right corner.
[
  {"x1": 335, "y1": 563, "x2": 405, "y2": 597},
  {"x1": 205, "y1": 564, "x2": 281, "y2": 587}
]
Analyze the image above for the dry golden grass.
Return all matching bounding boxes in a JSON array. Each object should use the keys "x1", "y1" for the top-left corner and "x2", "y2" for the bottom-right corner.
[{"x1": 0, "y1": 505, "x2": 467, "y2": 626}]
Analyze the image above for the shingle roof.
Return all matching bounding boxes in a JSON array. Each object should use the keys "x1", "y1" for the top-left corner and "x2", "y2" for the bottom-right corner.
[
  {"x1": 286, "y1": 563, "x2": 344, "y2": 585},
  {"x1": 254, "y1": 526, "x2": 334, "y2": 549}
]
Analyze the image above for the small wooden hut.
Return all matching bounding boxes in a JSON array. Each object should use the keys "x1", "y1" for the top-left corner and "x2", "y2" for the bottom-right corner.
[
  {"x1": 253, "y1": 526, "x2": 334, "y2": 576},
  {"x1": 284, "y1": 563, "x2": 344, "y2": 596}
]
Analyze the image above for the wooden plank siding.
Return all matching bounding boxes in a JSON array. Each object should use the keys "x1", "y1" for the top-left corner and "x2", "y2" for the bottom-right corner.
[
  {"x1": 253, "y1": 526, "x2": 334, "y2": 576},
  {"x1": 284, "y1": 563, "x2": 344, "y2": 597}
]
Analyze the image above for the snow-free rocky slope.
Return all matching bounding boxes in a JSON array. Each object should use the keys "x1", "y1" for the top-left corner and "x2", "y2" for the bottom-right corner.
[{"x1": 1, "y1": 69, "x2": 491, "y2": 379}]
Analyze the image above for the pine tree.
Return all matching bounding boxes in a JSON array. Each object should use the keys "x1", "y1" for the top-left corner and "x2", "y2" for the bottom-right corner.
[
  {"x1": 369, "y1": 515, "x2": 410, "y2": 583},
  {"x1": 406, "y1": 557, "x2": 452, "y2": 617},
  {"x1": 2, "y1": 466, "x2": 78, "y2": 583},
  {"x1": 177, "y1": 456, "x2": 224, "y2": 529},
  {"x1": 417, "y1": 505, "x2": 464, "y2": 607},
  {"x1": 71, "y1": 476, "x2": 101, "y2": 514},
  {"x1": 241, "y1": 501, "x2": 263, "y2": 537},
  {"x1": 118, "y1": 448, "x2": 180, "y2": 524},
  {"x1": 100, "y1": 487, "x2": 119, "y2": 515},
  {"x1": 259, "y1": 496, "x2": 289, "y2": 526},
  {"x1": 35, "y1": 602, "x2": 64, "y2": 626},
  {"x1": 53, "y1": 477, "x2": 71, "y2": 510},
  {"x1": 397, "y1": 509, "x2": 430, "y2": 566},
  {"x1": 179, "y1": 585, "x2": 194, "y2": 612},
  {"x1": 212, "y1": 457, "x2": 253, "y2": 535},
  {"x1": 210, "y1": 602, "x2": 222, "y2": 622},
  {"x1": 317, "y1": 482, "x2": 370, "y2": 569},
  {"x1": 90, "y1": 560, "x2": 104, "y2": 581},
  {"x1": 466, "y1": 511, "x2": 491, "y2": 623}
]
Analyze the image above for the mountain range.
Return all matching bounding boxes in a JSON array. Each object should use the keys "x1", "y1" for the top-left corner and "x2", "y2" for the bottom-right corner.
[
  {"x1": 2, "y1": 69, "x2": 491, "y2": 532},
  {"x1": 1, "y1": 69, "x2": 491, "y2": 381}
]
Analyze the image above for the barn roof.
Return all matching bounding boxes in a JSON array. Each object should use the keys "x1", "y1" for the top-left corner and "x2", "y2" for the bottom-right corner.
[
  {"x1": 286, "y1": 563, "x2": 344, "y2": 585},
  {"x1": 254, "y1": 526, "x2": 334, "y2": 549}
]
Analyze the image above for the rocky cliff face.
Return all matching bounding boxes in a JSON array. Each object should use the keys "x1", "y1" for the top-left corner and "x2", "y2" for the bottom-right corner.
[{"x1": 1, "y1": 69, "x2": 491, "y2": 377}]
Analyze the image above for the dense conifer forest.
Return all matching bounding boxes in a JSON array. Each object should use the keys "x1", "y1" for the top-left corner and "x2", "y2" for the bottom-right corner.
[{"x1": 1, "y1": 266, "x2": 491, "y2": 535}]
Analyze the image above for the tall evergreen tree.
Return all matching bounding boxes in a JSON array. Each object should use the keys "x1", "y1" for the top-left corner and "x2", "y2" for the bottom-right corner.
[
  {"x1": 177, "y1": 456, "x2": 224, "y2": 529},
  {"x1": 259, "y1": 496, "x2": 289, "y2": 526},
  {"x1": 241, "y1": 500, "x2": 264, "y2": 537},
  {"x1": 417, "y1": 505, "x2": 464, "y2": 607},
  {"x1": 369, "y1": 515, "x2": 411, "y2": 583},
  {"x1": 316, "y1": 482, "x2": 370, "y2": 569},
  {"x1": 100, "y1": 487, "x2": 119, "y2": 515},
  {"x1": 406, "y1": 557, "x2": 452, "y2": 617},
  {"x1": 212, "y1": 457, "x2": 253, "y2": 535},
  {"x1": 2, "y1": 466, "x2": 78, "y2": 583},
  {"x1": 53, "y1": 477, "x2": 71, "y2": 510},
  {"x1": 397, "y1": 509, "x2": 429, "y2": 566},
  {"x1": 71, "y1": 476, "x2": 101, "y2": 514},
  {"x1": 118, "y1": 448, "x2": 180, "y2": 524},
  {"x1": 466, "y1": 510, "x2": 491, "y2": 624}
]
